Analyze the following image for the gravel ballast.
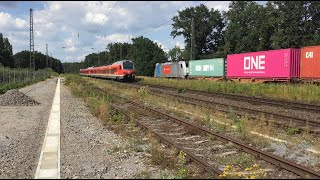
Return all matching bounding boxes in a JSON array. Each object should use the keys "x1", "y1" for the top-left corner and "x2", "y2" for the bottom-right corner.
[
  {"x1": 60, "y1": 78, "x2": 167, "y2": 179},
  {"x1": 0, "y1": 78, "x2": 57, "y2": 178},
  {"x1": 0, "y1": 89, "x2": 39, "y2": 106}
]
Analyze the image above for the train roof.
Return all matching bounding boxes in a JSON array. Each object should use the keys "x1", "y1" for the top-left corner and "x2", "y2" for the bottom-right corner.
[{"x1": 112, "y1": 60, "x2": 133, "y2": 65}]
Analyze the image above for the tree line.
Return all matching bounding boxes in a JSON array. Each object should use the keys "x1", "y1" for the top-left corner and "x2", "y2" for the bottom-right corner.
[
  {"x1": 0, "y1": 33, "x2": 64, "y2": 73},
  {"x1": 63, "y1": 36, "x2": 167, "y2": 76}
]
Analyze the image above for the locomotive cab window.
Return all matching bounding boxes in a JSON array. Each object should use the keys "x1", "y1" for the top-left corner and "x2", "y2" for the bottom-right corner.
[{"x1": 123, "y1": 61, "x2": 134, "y2": 70}]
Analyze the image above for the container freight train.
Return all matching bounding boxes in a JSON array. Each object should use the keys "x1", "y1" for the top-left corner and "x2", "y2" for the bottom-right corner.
[
  {"x1": 154, "y1": 45, "x2": 320, "y2": 83},
  {"x1": 154, "y1": 58, "x2": 225, "y2": 81},
  {"x1": 80, "y1": 60, "x2": 136, "y2": 81}
]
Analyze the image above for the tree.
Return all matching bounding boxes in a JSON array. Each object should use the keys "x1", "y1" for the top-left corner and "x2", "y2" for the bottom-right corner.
[
  {"x1": 168, "y1": 46, "x2": 184, "y2": 61},
  {"x1": 105, "y1": 42, "x2": 132, "y2": 64},
  {"x1": 305, "y1": 1, "x2": 320, "y2": 45},
  {"x1": 13, "y1": 50, "x2": 64, "y2": 73},
  {"x1": 81, "y1": 42, "x2": 133, "y2": 68},
  {"x1": 171, "y1": 4, "x2": 225, "y2": 60},
  {"x1": 269, "y1": 1, "x2": 320, "y2": 48},
  {"x1": 131, "y1": 36, "x2": 167, "y2": 76},
  {"x1": 223, "y1": 1, "x2": 273, "y2": 54},
  {"x1": 0, "y1": 33, "x2": 14, "y2": 68},
  {"x1": 76, "y1": 37, "x2": 166, "y2": 76}
]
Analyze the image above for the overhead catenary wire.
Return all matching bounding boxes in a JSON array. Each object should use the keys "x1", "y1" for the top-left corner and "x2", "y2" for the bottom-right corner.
[{"x1": 103, "y1": 1, "x2": 118, "y2": 21}]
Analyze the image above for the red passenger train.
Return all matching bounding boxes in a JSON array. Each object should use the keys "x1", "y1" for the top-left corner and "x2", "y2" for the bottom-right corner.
[{"x1": 79, "y1": 60, "x2": 136, "y2": 81}]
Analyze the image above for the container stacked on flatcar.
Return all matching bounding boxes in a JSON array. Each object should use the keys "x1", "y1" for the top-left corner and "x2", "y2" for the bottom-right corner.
[
  {"x1": 226, "y1": 48, "x2": 301, "y2": 82},
  {"x1": 300, "y1": 46, "x2": 320, "y2": 82},
  {"x1": 188, "y1": 58, "x2": 225, "y2": 80}
]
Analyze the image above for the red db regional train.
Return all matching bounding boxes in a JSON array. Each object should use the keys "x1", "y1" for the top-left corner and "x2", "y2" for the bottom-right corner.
[{"x1": 79, "y1": 60, "x2": 136, "y2": 81}]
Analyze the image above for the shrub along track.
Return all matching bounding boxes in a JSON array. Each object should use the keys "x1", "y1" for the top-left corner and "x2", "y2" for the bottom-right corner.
[
  {"x1": 81, "y1": 80, "x2": 320, "y2": 179},
  {"x1": 106, "y1": 80, "x2": 320, "y2": 134}
]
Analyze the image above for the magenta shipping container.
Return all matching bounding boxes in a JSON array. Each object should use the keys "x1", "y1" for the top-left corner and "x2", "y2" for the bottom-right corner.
[{"x1": 226, "y1": 48, "x2": 301, "y2": 80}]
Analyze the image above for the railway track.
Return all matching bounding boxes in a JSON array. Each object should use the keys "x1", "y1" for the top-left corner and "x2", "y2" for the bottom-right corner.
[
  {"x1": 141, "y1": 83, "x2": 320, "y2": 114},
  {"x1": 103, "y1": 80, "x2": 320, "y2": 134},
  {"x1": 89, "y1": 84, "x2": 320, "y2": 179}
]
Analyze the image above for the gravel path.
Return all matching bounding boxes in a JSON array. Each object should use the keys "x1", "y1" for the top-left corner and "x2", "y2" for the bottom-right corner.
[
  {"x1": 60, "y1": 78, "x2": 165, "y2": 179},
  {"x1": 0, "y1": 78, "x2": 57, "y2": 178}
]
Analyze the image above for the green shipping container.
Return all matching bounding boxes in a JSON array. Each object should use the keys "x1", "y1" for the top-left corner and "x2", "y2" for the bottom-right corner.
[{"x1": 188, "y1": 58, "x2": 225, "y2": 77}]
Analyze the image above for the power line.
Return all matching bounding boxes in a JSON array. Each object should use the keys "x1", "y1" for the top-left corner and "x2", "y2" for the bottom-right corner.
[
  {"x1": 87, "y1": 1, "x2": 111, "y2": 25},
  {"x1": 104, "y1": 1, "x2": 118, "y2": 20},
  {"x1": 139, "y1": 20, "x2": 172, "y2": 36}
]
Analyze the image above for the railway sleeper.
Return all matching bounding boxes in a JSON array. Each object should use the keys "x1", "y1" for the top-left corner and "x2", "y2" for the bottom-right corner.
[
  {"x1": 216, "y1": 150, "x2": 238, "y2": 157},
  {"x1": 104, "y1": 86, "x2": 320, "y2": 178}
]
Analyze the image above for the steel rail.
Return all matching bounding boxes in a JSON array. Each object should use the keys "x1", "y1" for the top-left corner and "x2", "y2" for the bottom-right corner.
[
  {"x1": 139, "y1": 83, "x2": 320, "y2": 114},
  {"x1": 94, "y1": 85, "x2": 320, "y2": 179},
  {"x1": 110, "y1": 104, "x2": 223, "y2": 178},
  {"x1": 108, "y1": 81, "x2": 320, "y2": 133}
]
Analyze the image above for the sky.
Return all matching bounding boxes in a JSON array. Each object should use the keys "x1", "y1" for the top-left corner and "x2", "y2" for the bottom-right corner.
[{"x1": 0, "y1": 1, "x2": 266, "y2": 63}]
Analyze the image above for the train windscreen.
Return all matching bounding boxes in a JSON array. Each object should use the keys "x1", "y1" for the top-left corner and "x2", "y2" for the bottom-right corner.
[{"x1": 123, "y1": 61, "x2": 134, "y2": 70}]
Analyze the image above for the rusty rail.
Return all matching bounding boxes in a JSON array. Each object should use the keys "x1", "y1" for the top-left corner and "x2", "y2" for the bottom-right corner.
[
  {"x1": 99, "y1": 86, "x2": 320, "y2": 179},
  {"x1": 111, "y1": 81, "x2": 320, "y2": 133},
  {"x1": 140, "y1": 83, "x2": 320, "y2": 114},
  {"x1": 109, "y1": 104, "x2": 223, "y2": 178}
]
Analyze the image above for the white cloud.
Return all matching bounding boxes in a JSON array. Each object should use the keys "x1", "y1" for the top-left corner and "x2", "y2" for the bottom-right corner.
[
  {"x1": 98, "y1": 34, "x2": 131, "y2": 43},
  {"x1": 205, "y1": 1, "x2": 230, "y2": 12},
  {"x1": 0, "y1": 1, "x2": 231, "y2": 63},
  {"x1": 175, "y1": 41, "x2": 185, "y2": 50},
  {"x1": 155, "y1": 40, "x2": 169, "y2": 53},
  {"x1": 0, "y1": 12, "x2": 28, "y2": 31}
]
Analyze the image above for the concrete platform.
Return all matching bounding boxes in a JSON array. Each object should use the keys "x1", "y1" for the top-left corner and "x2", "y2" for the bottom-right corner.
[{"x1": 35, "y1": 78, "x2": 60, "y2": 179}]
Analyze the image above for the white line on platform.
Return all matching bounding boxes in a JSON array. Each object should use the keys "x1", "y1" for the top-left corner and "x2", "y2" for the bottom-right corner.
[{"x1": 35, "y1": 78, "x2": 60, "y2": 179}]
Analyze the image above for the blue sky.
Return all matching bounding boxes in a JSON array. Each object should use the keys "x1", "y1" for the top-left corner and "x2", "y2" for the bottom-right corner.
[{"x1": 0, "y1": 1, "x2": 266, "y2": 63}]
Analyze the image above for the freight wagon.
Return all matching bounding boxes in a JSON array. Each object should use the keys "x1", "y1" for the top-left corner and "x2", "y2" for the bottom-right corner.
[
  {"x1": 300, "y1": 46, "x2": 320, "y2": 82},
  {"x1": 154, "y1": 58, "x2": 226, "y2": 81},
  {"x1": 226, "y1": 48, "x2": 301, "y2": 83},
  {"x1": 153, "y1": 45, "x2": 320, "y2": 84},
  {"x1": 188, "y1": 58, "x2": 225, "y2": 81}
]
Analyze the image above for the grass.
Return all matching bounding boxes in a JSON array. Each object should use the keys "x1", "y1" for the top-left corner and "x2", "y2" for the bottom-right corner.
[
  {"x1": 93, "y1": 77, "x2": 320, "y2": 150},
  {"x1": 137, "y1": 76, "x2": 320, "y2": 104},
  {"x1": 0, "y1": 68, "x2": 54, "y2": 94},
  {"x1": 218, "y1": 152, "x2": 256, "y2": 169},
  {"x1": 133, "y1": 171, "x2": 152, "y2": 179},
  {"x1": 64, "y1": 74, "x2": 208, "y2": 179},
  {"x1": 66, "y1": 75, "x2": 320, "y2": 177}
]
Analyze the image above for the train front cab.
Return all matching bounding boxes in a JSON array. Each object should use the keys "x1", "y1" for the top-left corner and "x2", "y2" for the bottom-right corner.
[
  {"x1": 164, "y1": 61, "x2": 187, "y2": 78},
  {"x1": 113, "y1": 60, "x2": 136, "y2": 81}
]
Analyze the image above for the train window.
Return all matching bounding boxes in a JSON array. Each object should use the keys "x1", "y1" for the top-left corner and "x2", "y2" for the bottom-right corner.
[
  {"x1": 181, "y1": 64, "x2": 183, "y2": 68},
  {"x1": 123, "y1": 61, "x2": 134, "y2": 70}
]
